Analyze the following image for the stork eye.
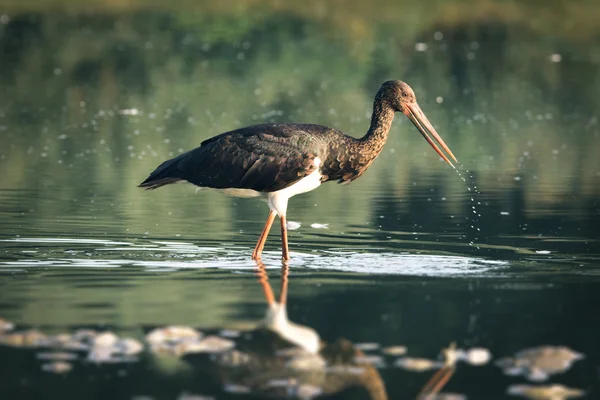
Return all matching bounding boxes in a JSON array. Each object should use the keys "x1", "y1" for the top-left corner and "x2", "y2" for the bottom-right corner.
[{"x1": 402, "y1": 92, "x2": 409, "y2": 98}]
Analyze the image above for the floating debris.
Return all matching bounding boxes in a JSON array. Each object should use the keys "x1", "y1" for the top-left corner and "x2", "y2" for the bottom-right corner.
[
  {"x1": 286, "y1": 353, "x2": 326, "y2": 371},
  {"x1": 354, "y1": 342, "x2": 380, "y2": 351},
  {"x1": 36, "y1": 351, "x2": 78, "y2": 361},
  {"x1": 0, "y1": 318, "x2": 14, "y2": 332},
  {"x1": 218, "y1": 329, "x2": 241, "y2": 338},
  {"x1": 496, "y1": 346, "x2": 583, "y2": 381},
  {"x1": 223, "y1": 383, "x2": 251, "y2": 394},
  {"x1": 146, "y1": 326, "x2": 202, "y2": 345},
  {"x1": 41, "y1": 361, "x2": 72, "y2": 374},
  {"x1": 310, "y1": 223, "x2": 329, "y2": 229},
  {"x1": 535, "y1": 250, "x2": 551, "y2": 255},
  {"x1": 382, "y1": 345, "x2": 407, "y2": 356},
  {"x1": 507, "y1": 384, "x2": 584, "y2": 399},
  {"x1": 394, "y1": 357, "x2": 442, "y2": 372},
  {"x1": 286, "y1": 221, "x2": 302, "y2": 230},
  {"x1": 177, "y1": 393, "x2": 215, "y2": 400}
]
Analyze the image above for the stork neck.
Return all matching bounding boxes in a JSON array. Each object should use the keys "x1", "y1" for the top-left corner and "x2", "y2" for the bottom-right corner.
[{"x1": 360, "y1": 101, "x2": 395, "y2": 152}]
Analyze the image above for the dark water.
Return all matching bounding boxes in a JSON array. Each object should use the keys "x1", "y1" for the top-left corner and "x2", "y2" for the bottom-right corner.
[{"x1": 1, "y1": 1, "x2": 600, "y2": 399}]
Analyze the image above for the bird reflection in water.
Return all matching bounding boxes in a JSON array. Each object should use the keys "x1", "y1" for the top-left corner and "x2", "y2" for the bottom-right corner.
[
  {"x1": 183, "y1": 261, "x2": 459, "y2": 399},
  {"x1": 183, "y1": 260, "x2": 388, "y2": 399}
]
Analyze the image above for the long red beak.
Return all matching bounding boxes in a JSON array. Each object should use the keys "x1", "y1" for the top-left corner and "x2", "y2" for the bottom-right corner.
[{"x1": 405, "y1": 103, "x2": 457, "y2": 168}]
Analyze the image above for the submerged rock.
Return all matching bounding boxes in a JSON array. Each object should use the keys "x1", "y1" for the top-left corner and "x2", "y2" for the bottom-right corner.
[
  {"x1": 146, "y1": 326, "x2": 202, "y2": 345},
  {"x1": 382, "y1": 345, "x2": 407, "y2": 356},
  {"x1": 92, "y1": 331, "x2": 119, "y2": 348},
  {"x1": 507, "y1": 384, "x2": 585, "y2": 399},
  {"x1": 394, "y1": 357, "x2": 442, "y2": 372}
]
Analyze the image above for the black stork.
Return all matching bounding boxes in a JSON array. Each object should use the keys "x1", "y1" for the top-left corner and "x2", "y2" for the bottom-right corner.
[{"x1": 139, "y1": 80, "x2": 457, "y2": 260}]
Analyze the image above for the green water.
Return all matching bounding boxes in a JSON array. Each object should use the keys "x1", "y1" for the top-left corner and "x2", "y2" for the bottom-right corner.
[{"x1": 1, "y1": 1, "x2": 599, "y2": 398}]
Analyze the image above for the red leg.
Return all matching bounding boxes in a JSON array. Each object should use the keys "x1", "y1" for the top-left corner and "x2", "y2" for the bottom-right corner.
[
  {"x1": 280, "y1": 216, "x2": 290, "y2": 261},
  {"x1": 252, "y1": 211, "x2": 276, "y2": 260}
]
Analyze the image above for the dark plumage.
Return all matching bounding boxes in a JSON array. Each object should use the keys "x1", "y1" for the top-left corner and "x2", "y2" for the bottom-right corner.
[{"x1": 140, "y1": 80, "x2": 457, "y2": 260}]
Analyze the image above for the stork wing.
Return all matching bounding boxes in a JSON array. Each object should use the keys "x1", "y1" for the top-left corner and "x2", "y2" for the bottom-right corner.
[{"x1": 176, "y1": 124, "x2": 323, "y2": 192}]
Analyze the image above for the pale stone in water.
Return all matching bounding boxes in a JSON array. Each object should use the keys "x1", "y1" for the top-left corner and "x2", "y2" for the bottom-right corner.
[
  {"x1": 382, "y1": 345, "x2": 407, "y2": 356},
  {"x1": 507, "y1": 384, "x2": 584, "y2": 399},
  {"x1": 146, "y1": 326, "x2": 202, "y2": 345},
  {"x1": 41, "y1": 361, "x2": 72, "y2": 374},
  {"x1": 394, "y1": 357, "x2": 441, "y2": 371},
  {"x1": 464, "y1": 347, "x2": 492, "y2": 365},
  {"x1": 354, "y1": 342, "x2": 380, "y2": 351},
  {"x1": 36, "y1": 351, "x2": 78, "y2": 361},
  {"x1": 93, "y1": 331, "x2": 119, "y2": 348}
]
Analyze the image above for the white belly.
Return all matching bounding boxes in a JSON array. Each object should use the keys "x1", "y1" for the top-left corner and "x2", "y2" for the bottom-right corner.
[{"x1": 268, "y1": 170, "x2": 322, "y2": 217}]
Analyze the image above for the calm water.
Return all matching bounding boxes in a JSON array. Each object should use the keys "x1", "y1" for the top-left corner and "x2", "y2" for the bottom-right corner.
[{"x1": 1, "y1": 1, "x2": 600, "y2": 399}]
